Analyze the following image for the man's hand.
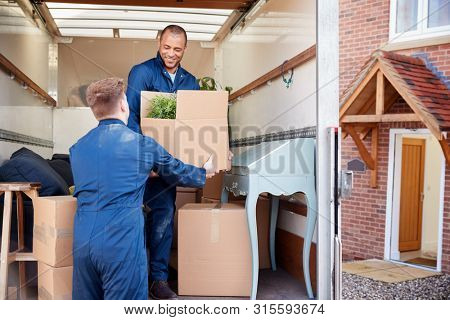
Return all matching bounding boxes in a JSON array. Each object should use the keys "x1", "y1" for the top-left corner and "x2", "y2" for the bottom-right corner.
[
  {"x1": 203, "y1": 154, "x2": 217, "y2": 178},
  {"x1": 149, "y1": 171, "x2": 159, "y2": 178}
]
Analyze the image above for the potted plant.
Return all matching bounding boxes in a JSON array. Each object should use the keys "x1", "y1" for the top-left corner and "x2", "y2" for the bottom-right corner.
[
  {"x1": 197, "y1": 77, "x2": 233, "y2": 95},
  {"x1": 147, "y1": 94, "x2": 177, "y2": 119}
]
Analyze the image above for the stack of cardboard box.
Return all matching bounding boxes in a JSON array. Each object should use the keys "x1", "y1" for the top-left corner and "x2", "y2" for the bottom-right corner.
[
  {"x1": 141, "y1": 90, "x2": 273, "y2": 297},
  {"x1": 177, "y1": 173, "x2": 272, "y2": 297},
  {"x1": 200, "y1": 171, "x2": 272, "y2": 270},
  {"x1": 33, "y1": 196, "x2": 76, "y2": 300}
]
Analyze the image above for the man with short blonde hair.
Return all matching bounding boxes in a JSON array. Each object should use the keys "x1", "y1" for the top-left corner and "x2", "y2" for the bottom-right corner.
[
  {"x1": 70, "y1": 77, "x2": 214, "y2": 300},
  {"x1": 85, "y1": 77, "x2": 126, "y2": 118},
  {"x1": 126, "y1": 24, "x2": 200, "y2": 299}
]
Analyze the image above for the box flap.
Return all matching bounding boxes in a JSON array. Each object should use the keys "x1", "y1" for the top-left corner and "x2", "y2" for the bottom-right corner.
[
  {"x1": 38, "y1": 196, "x2": 76, "y2": 202},
  {"x1": 179, "y1": 202, "x2": 244, "y2": 211},
  {"x1": 174, "y1": 118, "x2": 229, "y2": 169},
  {"x1": 176, "y1": 90, "x2": 228, "y2": 120}
]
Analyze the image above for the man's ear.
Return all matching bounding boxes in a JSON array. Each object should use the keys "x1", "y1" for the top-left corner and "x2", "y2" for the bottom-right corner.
[{"x1": 119, "y1": 98, "x2": 126, "y2": 112}]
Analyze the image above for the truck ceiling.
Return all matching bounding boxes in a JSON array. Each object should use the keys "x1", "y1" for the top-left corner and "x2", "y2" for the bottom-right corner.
[{"x1": 25, "y1": 0, "x2": 261, "y2": 41}]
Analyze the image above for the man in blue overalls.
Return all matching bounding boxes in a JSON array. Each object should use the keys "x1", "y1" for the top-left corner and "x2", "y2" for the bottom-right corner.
[
  {"x1": 70, "y1": 77, "x2": 215, "y2": 299},
  {"x1": 126, "y1": 25, "x2": 199, "y2": 299}
]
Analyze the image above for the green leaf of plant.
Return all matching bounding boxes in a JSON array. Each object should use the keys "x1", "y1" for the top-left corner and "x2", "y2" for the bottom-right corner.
[{"x1": 147, "y1": 94, "x2": 177, "y2": 119}]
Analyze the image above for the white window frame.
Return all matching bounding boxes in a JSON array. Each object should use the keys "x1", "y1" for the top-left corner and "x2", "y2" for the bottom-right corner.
[{"x1": 389, "y1": 0, "x2": 450, "y2": 43}]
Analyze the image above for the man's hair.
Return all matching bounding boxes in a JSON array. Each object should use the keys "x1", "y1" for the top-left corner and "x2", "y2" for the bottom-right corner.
[
  {"x1": 85, "y1": 77, "x2": 125, "y2": 118},
  {"x1": 160, "y1": 24, "x2": 187, "y2": 45}
]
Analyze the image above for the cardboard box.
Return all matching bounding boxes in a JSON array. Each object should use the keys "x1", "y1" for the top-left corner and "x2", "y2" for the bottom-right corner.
[
  {"x1": 173, "y1": 188, "x2": 198, "y2": 249},
  {"x1": 200, "y1": 196, "x2": 271, "y2": 269},
  {"x1": 178, "y1": 203, "x2": 251, "y2": 297},
  {"x1": 234, "y1": 198, "x2": 271, "y2": 269},
  {"x1": 202, "y1": 171, "x2": 224, "y2": 200},
  {"x1": 141, "y1": 90, "x2": 229, "y2": 170},
  {"x1": 38, "y1": 262, "x2": 72, "y2": 300},
  {"x1": 33, "y1": 196, "x2": 77, "y2": 267},
  {"x1": 200, "y1": 196, "x2": 220, "y2": 204}
]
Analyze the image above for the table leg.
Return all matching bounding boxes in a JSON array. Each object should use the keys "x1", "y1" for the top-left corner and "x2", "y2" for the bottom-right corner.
[
  {"x1": 16, "y1": 192, "x2": 26, "y2": 300},
  {"x1": 220, "y1": 187, "x2": 229, "y2": 203},
  {"x1": 246, "y1": 193, "x2": 259, "y2": 300},
  {"x1": 303, "y1": 188, "x2": 317, "y2": 299},
  {"x1": 0, "y1": 191, "x2": 13, "y2": 300},
  {"x1": 269, "y1": 195, "x2": 279, "y2": 271}
]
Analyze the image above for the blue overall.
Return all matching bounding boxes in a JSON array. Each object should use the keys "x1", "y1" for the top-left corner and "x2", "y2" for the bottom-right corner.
[
  {"x1": 70, "y1": 119, "x2": 205, "y2": 299},
  {"x1": 126, "y1": 52, "x2": 200, "y2": 281}
]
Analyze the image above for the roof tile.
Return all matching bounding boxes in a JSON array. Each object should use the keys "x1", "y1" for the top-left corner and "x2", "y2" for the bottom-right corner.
[{"x1": 341, "y1": 50, "x2": 450, "y2": 132}]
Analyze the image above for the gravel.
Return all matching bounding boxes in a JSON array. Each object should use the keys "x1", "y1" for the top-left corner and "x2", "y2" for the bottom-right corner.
[{"x1": 342, "y1": 272, "x2": 450, "y2": 300}]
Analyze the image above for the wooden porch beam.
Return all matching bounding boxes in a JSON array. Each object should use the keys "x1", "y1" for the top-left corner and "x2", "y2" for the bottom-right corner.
[
  {"x1": 370, "y1": 127, "x2": 378, "y2": 188},
  {"x1": 340, "y1": 62, "x2": 380, "y2": 117},
  {"x1": 342, "y1": 125, "x2": 375, "y2": 170},
  {"x1": 438, "y1": 138, "x2": 450, "y2": 166},
  {"x1": 341, "y1": 113, "x2": 420, "y2": 123},
  {"x1": 379, "y1": 63, "x2": 442, "y2": 140},
  {"x1": 376, "y1": 70, "x2": 384, "y2": 115},
  {"x1": 342, "y1": 94, "x2": 376, "y2": 139},
  {"x1": 360, "y1": 90, "x2": 401, "y2": 140}
]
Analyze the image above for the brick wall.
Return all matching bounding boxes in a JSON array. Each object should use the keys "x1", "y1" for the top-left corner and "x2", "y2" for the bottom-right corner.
[
  {"x1": 340, "y1": 0, "x2": 390, "y2": 95},
  {"x1": 341, "y1": 101, "x2": 450, "y2": 272},
  {"x1": 340, "y1": 0, "x2": 450, "y2": 95},
  {"x1": 340, "y1": 0, "x2": 450, "y2": 272}
]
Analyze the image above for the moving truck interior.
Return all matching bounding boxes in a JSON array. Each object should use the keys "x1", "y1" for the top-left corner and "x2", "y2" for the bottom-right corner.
[{"x1": 0, "y1": 0, "x2": 340, "y2": 300}]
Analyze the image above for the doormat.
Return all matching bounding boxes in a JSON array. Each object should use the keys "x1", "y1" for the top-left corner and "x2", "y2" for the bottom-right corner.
[
  {"x1": 343, "y1": 259, "x2": 440, "y2": 283},
  {"x1": 405, "y1": 257, "x2": 437, "y2": 268}
]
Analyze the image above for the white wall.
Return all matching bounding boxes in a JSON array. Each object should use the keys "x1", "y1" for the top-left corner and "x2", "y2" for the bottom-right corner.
[
  {"x1": 0, "y1": 5, "x2": 54, "y2": 162},
  {"x1": 53, "y1": 108, "x2": 98, "y2": 154},
  {"x1": 220, "y1": 0, "x2": 316, "y2": 140},
  {"x1": 0, "y1": 9, "x2": 51, "y2": 106},
  {"x1": 58, "y1": 38, "x2": 215, "y2": 107},
  {"x1": 219, "y1": 0, "x2": 316, "y2": 237},
  {"x1": 0, "y1": 106, "x2": 53, "y2": 164},
  {"x1": 228, "y1": 59, "x2": 316, "y2": 140}
]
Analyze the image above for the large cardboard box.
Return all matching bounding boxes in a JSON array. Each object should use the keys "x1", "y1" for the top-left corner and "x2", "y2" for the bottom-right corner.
[
  {"x1": 33, "y1": 196, "x2": 77, "y2": 267},
  {"x1": 172, "y1": 188, "x2": 198, "y2": 249},
  {"x1": 178, "y1": 203, "x2": 252, "y2": 297},
  {"x1": 201, "y1": 197, "x2": 272, "y2": 269},
  {"x1": 140, "y1": 90, "x2": 229, "y2": 170},
  {"x1": 38, "y1": 262, "x2": 72, "y2": 300}
]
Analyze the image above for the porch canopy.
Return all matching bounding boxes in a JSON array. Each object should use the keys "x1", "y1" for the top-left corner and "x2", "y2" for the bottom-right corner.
[{"x1": 340, "y1": 50, "x2": 450, "y2": 187}]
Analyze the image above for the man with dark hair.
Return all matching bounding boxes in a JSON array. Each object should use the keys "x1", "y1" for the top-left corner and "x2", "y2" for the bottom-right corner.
[
  {"x1": 126, "y1": 25, "x2": 199, "y2": 300},
  {"x1": 70, "y1": 77, "x2": 215, "y2": 300},
  {"x1": 127, "y1": 24, "x2": 195, "y2": 132}
]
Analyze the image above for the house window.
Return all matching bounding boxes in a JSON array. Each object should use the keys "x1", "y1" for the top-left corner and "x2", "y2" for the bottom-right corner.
[{"x1": 390, "y1": 0, "x2": 450, "y2": 41}]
